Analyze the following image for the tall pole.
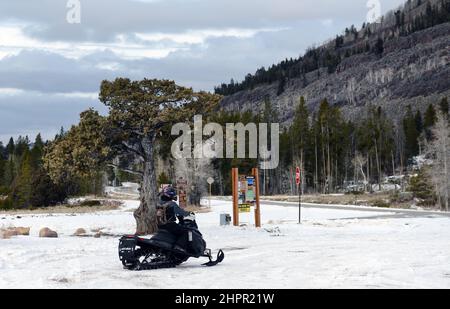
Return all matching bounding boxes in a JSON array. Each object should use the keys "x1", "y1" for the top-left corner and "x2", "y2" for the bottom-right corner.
[
  {"x1": 298, "y1": 183, "x2": 302, "y2": 224},
  {"x1": 209, "y1": 183, "x2": 212, "y2": 208},
  {"x1": 296, "y1": 167, "x2": 302, "y2": 224},
  {"x1": 253, "y1": 168, "x2": 261, "y2": 228},
  {"x1": 232, "y1": 168, "x2": 239, "y2": 226},
  {"x1": 263, "y1": 161, "x2": 266, "y2": 196}
]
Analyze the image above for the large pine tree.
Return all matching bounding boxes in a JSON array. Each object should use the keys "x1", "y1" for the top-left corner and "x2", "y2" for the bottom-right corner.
[
  {"x1": 10, "y1": 150, "x2": 33, "y2": 209},
  {"x1": 423, "y1": 104, "x2": 437, "y2": 141},
  {"x1": 290, "y1": 97, "x2": 311, "y2": 191},
  {"x1": 403, "y1": 106, "x2": 420, "y2": 159},
  {"x1": 440, "y1": 97, "x2": 449, "y2": 116}
]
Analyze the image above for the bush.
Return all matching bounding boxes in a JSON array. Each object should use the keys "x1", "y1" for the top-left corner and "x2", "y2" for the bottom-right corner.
[
  {"x1": 345, "y1": 190, "x2": 364, "y2": 196},
  {"x1": 0, "y1": 197, "x2": 12, "y2": 210},
  {"x1": 0, "y1": 186, "x2": 9, "y2": 196},
  {"x1": 372, "y1": 200, "x2": 391, "y2": 208},
  {"x1": 79, "y1": 200, "x2": 102, "y2": 207},
  {"x1": 29, "y1": 171, "x2": 67, "y2": 208},
  {"x1": 408, "y1": 169, "x2": 436, "y2": 206}
]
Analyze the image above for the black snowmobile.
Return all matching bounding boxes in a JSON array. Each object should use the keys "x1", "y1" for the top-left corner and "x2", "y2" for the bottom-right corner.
[
  {"x1": 119, "y1": 219, "x2": 224, "y2": 270},
  {"x1": 119, "y1": 186, "x2": 224, "y2": 270}
]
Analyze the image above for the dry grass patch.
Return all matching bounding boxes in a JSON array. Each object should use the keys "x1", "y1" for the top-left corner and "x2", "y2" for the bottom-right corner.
[{"x1": 0, "y1": 199, "x2": 122, "y2": 215}]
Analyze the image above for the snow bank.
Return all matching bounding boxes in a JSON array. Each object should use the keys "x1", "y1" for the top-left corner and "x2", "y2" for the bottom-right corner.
[{"x1": 1, "y1": 199, "x2": 450, "y2": 289}]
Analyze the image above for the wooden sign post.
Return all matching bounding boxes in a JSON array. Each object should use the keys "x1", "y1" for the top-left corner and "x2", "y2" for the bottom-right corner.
[
  {"x1": 232, "y1": 167, "x2": 261, "y2": 228},
  {"x1": 232, "y1": 168, "x2": 239, "y2": 226},
  {"x1": 252, "y1": 168, "x2": 261, "y2": 228}
]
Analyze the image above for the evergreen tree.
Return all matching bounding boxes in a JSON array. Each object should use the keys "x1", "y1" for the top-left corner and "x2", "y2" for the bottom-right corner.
[
  {"x1": 289, "y1": 97, "x2": 312, "y2": 189},
  {"x1": 408, "y1": 167, "x2": 436, "y2": 206},
  {"x1": 2, "y1": 158, "x2": 15, "y2": 188},
  {"x1": 439, "y1": 97, "x2": 449, "y2": 116},
  {"x1": 314, "y1": 99, "x2": 348, "y2": 193},
  {"x1": 45, "y1": 79, "x2": 221, "y2": 235},
  {"x1": 0, "y1": 142, "x2": 5, "y2": 185},
  {"x1": 30, "y1": 133, "x2": 44, "y2": 169},
  {"x1": 0, "y1": 142, "x2": 5, "y2": 159},
  {"x1": 262, "y1": 96, "x2": 281, "y2": 194},
  {"x1": 0, "y1": 156, "x2": 5, "y2": 190},
  {"x1": 424, "y1": 104, "x2": 437, "y2": 140},
  {"x1": 373, "y1": 38, "x2": 384, "y2": 55},
  {"x1": 29, "y1": 169, "x2": 66, "y2": 208},
  {"x1": 415, "y1": 111, "x2": 423, "y2": 134},
  {"x1": 55, "y1": 126, "x2": 66, "y2": 140},
  {"x1": 10, "y1": 150, "x2": 33, "y2": 209},
  {"x1": 6, "y1": 138, "x2": 14, "y2": 159},
  {"x1": 403, "y1": 106, "x2": 420, "y2": 159},
  {"x1": 290, "y1": 97, "x2": 311, "y2": 190},
  {"x1": 357, "y1": 107, "x2": 395, "y2": 190},
  {"x1": 14, "y1": 136, "x2": 30, "y2": 158}
]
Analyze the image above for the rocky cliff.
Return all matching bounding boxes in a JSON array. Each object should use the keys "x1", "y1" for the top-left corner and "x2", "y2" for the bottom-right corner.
[{"x1": 220, "y1": 19, "x2": 450, "y2": 125}]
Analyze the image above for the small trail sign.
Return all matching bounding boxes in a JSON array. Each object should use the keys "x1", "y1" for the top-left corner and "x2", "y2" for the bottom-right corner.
[{"x1": 207, "y1": 177, "x2": 214, "y2": 208}]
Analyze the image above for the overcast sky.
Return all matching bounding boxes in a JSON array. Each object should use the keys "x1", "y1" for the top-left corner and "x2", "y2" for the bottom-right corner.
[{"x1": 0, "y1": 0, "x2": 406, "y2": 144}]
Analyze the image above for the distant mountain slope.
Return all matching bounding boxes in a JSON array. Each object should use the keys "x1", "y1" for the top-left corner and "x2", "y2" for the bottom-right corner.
[{"x1": 219, "y1": 0, "x2": 450, "y2": 124}]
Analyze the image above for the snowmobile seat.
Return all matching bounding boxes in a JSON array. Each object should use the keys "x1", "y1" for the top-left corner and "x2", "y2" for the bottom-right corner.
[
  {"x1": 140, "y1": 229, "x2": 177, "y2": 250},
  {"x1": 159, "y1": 222, "x2": 188, "y2": 236}
]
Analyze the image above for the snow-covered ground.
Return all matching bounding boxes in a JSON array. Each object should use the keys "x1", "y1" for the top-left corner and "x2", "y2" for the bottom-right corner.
[{"x1": 1, "y1": 199, "x2": 450, "y2": 289}]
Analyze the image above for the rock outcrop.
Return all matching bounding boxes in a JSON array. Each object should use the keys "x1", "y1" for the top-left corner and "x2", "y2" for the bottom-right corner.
[
  {"x1": 39, "y1": 227, "x2": 58, "y2": 238},
  {"x1": 0, "y1": 227, "x2": 30, "y2": 239},
  {"x1": 73, "y1": 228, "x2": 87, "y2": 236}
]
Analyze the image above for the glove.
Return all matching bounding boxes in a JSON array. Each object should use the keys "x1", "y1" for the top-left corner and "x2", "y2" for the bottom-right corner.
[{"x1": 184, "y1": 212, "x2": 196, "y2": 222}]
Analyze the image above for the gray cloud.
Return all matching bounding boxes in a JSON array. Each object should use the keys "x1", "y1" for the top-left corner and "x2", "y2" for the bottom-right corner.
[
  {"x1": 0, "y1": 50, "x2": 118, "y2": 93},
  {"x1": 0, "y1": 19, "x2": 357, "y2": 94},
  {"x1": 1, "y1": 0, "x2": 405, "y2": 42},
  {"x1": 0, "y1": 91, "x2": 107, "y2": 142},
  {"x1": 0, "y1": 0, "x2": 407, "y2": 143}
]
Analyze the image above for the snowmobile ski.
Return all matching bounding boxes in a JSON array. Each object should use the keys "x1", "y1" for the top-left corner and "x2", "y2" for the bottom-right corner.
[{"x1": 202, "y1": 249, "x2": 225, "y2": 267}]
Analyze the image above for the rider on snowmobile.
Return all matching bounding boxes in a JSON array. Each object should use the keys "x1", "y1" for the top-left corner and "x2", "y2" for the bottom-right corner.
[
  {"x1": 157, "y1": 186, "x2": 195, "y2": 227},
  {"x1": 118, "y1": 185, "x2": 224, "y2": 270}
]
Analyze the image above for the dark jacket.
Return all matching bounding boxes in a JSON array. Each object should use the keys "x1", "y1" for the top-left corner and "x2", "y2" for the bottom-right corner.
[{"x1": 160, "y1": 200, "x2": 190, "y2": 223}]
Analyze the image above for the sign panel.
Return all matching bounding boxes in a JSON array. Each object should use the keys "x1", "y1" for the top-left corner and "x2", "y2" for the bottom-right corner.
[
  {"x1": 238, "y1": 203, "x2": 251, "y2": 213},
  {"x1": 296, "y1": 167, "x2": 301, "y2": 186},
  {"x1": 176, "y1": 177, "x2": 188, "y2": 209},
  {"x1": 246, "y1": 189, "x2": 255, "y2": 202}
]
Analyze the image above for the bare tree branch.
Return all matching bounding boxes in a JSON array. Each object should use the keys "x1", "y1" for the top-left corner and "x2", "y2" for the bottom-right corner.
[
  {"x1": 108, "y1": 164, "x2": 143, "y2": 177},
  {"x1": 121, "y1": 141, "x2": 145, "y2": 160}
]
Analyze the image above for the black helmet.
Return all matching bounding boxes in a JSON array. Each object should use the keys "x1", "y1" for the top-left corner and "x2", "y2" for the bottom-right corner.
[{"x1": 160, "y1": 186, "x2": 177, "y2": 201}]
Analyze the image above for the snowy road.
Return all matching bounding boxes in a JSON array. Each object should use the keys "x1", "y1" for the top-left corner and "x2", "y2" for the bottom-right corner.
[
  {"x1": 1, "y1": 199, "x2": 450, "y2": 289},
  {"x1": 260, "y1": 199, "x2": 450, "y2": 218}
]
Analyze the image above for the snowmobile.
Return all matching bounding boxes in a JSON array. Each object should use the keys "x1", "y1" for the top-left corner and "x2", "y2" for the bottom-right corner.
[{"x1": 118, "y1": 218, "x2": 224, "y2": 271}]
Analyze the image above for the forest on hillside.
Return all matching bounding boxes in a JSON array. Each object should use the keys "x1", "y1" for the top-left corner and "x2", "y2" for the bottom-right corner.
[
  {"x1": 1, "y1": 91, "x2": 449, "y2": 211},
  {"x1": 214, "y1": 0, "x2": 450, "y2": 96},
  {"x1": 0, "y1": 129, "x2": 105, "y2": 210}
]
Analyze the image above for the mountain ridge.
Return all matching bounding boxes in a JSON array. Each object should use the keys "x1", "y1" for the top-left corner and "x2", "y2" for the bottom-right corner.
[{"x1": 218, "y1": 0, "x2": 450, "y2": 124}]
